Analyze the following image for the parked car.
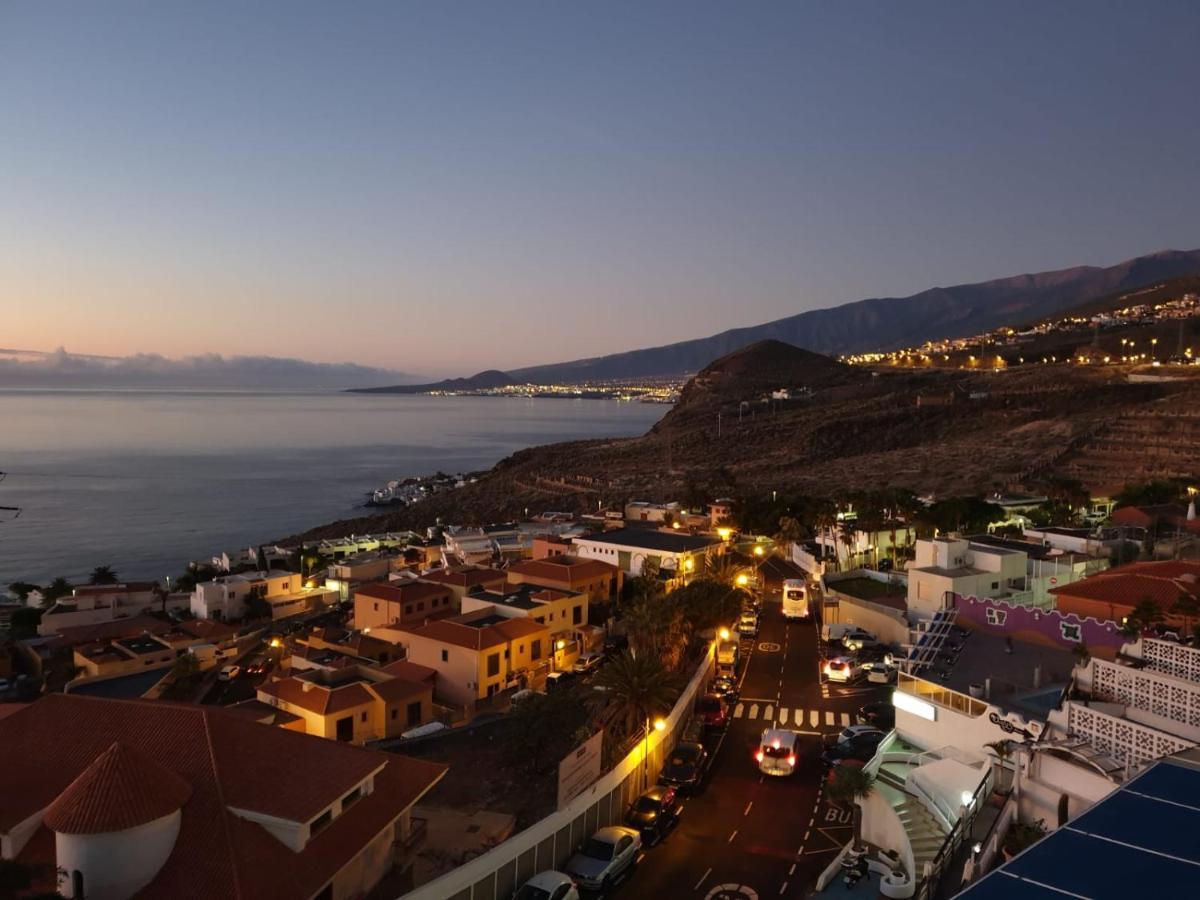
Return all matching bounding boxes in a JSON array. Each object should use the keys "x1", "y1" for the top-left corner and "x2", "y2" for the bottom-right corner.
[
  {"x1": 756, "y1": 728, "x2": 799, "y2": 777},
  {"x1": 823, "y1": 656, "x2": 860, "y2": 683},
  {"x1": 514, "y1": 870, "x2": 580, "y2": 900},
  {"x1": 565, "y1": 826, "x2": 641, "y2": 892},
  {"x1": 856, "y1": 701, "x2": 895, "y2": 729},
  {"x1": 841, "y1": 629, "x2": 880, "y2": 652},
  {"x1": 712, "y1": 673, "x2": 739, "y2": 703},
  {"x1": 626, "y1": 785, "x2": 682, "y2": 844},
  {"x1": 658, "y1": 741, "x2": 709, "y2": 794},
  {"x1": 860, "y1": 661, "x2": 897, "y2": 684},
  {"x1": 696, "y1": 693, "x2": 728, "y2": 731},
  {"x1": 216, "y1": 664, "x2": 240, "y2": 682},
  {"x1": 821, "y1": 726, "x2": 885, "y2": 766},
  {"x1": 545, "y1": 671, "x2": 578, "y2": 691},
  {"x1": 244, "y1": 658, "x2": 273, "y2": 677},
  {"x1": 737, "y1": 612, "x2": 759, "y2": 637},
  {"x1": 573, "y1": 652, "x2": 605, "y2": 674}
]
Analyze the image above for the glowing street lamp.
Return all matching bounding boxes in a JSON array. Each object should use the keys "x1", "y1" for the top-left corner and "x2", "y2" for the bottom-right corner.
[
  {"x1": 735, "y1": 573, "x2": 749, "y2": 587},
  {"x1": 719, "y1": 628, "x2": 731, "y2": 642}
]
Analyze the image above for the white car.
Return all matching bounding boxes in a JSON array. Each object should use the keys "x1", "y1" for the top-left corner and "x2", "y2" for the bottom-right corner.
[
  {"x1": 514, "y1": 870, "x2": 580, "y2": 900},
  {"x1": 573, "y1": 652, "x2": 605, "y2": 674},
  {"x1": 565, "y1": 826, "x2": 641, "y2": 892},
  {"x1": 217, "y1": 664, "x2": 240, "y2": 682},
  {"x1": 823, "y1": 656, "x2": 860, "y2": 683},
  {"x1": 756, "y1": 728, "x2": 799, "y2": 776},
  {"x1": 861, "y1": 661, "x2": 897, "y2": 684},
  {"x1": 737, "y1": 613, "x2": 759, "y2": 636}
]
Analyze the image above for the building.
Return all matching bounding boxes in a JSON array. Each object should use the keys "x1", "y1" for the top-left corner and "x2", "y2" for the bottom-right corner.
[
  {"x1": 906, "y1": 537, "x2": 1029, "y2": 617},
  {"x1": 461, "y1": 584, "x2": 590, "y2": 661},
  {"x1": 256, "y1": 662, "x2": 435, "y2": 744},
  {"x1": 571, "y1": 527, "x2": 724, "y2": 579},
  {"x1": 383, "y1": 610, "x2": 550, "y2": 707},
  {"x1": 814, "y1": 520, "x2": 916, "y2": 570},
  {"x1": 73, "y1": 633, "x2": 176, "y2": 679},
  {"x1": 1022, "y1": 525, "x2": 1124, "y2": 557},
  {"x1": 0, "y1": 693, "x2": 445, "y2": 900},
  {"x1": 623, "y1": 501, "x2": 681, "y2": 523},
  {"x1": 531, "y1": 534, "x2": 573, "y2": 560},
  {"x1": 191, "y1": 570, "x2": 338, "y2": 621},
  {"x1": 967, "y1": 533, "x2": 1111, "y2": 607},
  {"x1": 1050, "y1": 560, "x2": 1200, "y2": 626},
  {"x1": 37, "y1": 583, "x2": 184, "y2": 637},
  {"x1": 353, "y1": 581, "x2": 456, "y2": 630},
  {"x1": 506, "y1": 556, "x2": 622, "y2": 604},
  {"x1": 417, "y1": 567, "x2": 507, "y2": 603}
]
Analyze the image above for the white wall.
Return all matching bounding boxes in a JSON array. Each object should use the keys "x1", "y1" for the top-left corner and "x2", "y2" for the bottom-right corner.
[{"x1": 56, "y1": 811, "x2": 180, "y2": 900}]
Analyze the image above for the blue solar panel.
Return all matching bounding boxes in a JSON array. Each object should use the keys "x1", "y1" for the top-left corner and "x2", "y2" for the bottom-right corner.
[{"x1": 956, "y1": 761, "x2": 1200, "y2": 899}]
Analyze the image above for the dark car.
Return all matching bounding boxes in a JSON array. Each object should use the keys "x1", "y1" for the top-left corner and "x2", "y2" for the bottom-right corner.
[
  {"x1": 604, "y1": 634, "x2": 630, "y2": 654},
  {"x1": 856, "y1": 701, "x2": 895, "y2": 729},
  {"x1": 626, "y1": 785, "x2": 682, "y2": 844},
  {"x1": 821, "y1": 726, "x2": 885, "y2": 766},
  {"x1": 658, "y1": 741, "x2": 709, "y2": 793},
  {"x1": 696, "y1": 693, "x2": 728, "y2": 731},
  {"x1": 712, "y1": 674, "x2": 739, "y2": 703}
]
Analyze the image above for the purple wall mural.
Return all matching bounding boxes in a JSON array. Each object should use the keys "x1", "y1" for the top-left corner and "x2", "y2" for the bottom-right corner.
[{"x1": 953, "y1": 593, "x2": 1127, "y2": 659}]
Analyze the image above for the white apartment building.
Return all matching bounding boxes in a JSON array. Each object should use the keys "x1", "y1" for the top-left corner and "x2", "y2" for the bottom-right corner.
[
  {"x1": 572, "y1": 527, "x2": 723, "y2": 578},
  {"x1": 906, "y1": 537, "x2": 1029, "y2": 617},
  {"x1": 191, "y1": 570, "x2": 337, "y2": 621},
  {"x1": 37, "y1": 583, "x2": 188, "y2": 636}
]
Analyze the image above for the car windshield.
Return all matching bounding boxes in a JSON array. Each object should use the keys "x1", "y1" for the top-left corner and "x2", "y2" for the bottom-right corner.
[
  {"x1": 581, "y1": 838, "x2": 615, "y2": 861},
  {"x1": 634, "y1": 796, "x2": 660, "y2": 813},
  {"x1": 670, "y1": 747, "x2": 698, "y2": 766},
  {"x1": 514, "y1": 886, "x2": 552, "y2": 900},
  {"x1": 762, "y1": 744, "x2": 792, "y2": 758}
]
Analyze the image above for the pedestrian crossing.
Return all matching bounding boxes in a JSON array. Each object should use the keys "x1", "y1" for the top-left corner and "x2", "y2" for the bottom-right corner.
[{"x1": 732, "y1": 702, "x2": 851, "y2": 727}]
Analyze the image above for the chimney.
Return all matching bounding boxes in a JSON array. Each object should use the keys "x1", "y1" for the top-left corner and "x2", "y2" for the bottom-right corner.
[{"x1": 302, "y1": 681, "x2": 314, "y2": 692}]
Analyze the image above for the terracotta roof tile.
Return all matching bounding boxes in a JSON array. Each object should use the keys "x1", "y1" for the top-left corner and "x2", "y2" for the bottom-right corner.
[
  {"x1": 354, "y1": 581, "x2": 449, "y2": 604},
  {"x1": 380, "y1": 659, "x2": 437, "y2": 683},
  {"x1": 507, "y1": 556, "x2": 618, "y2": 582},
  {"x1": 419, "y1": 567, "x2": 506, "y2": 588},
  {"x1": 45, "y1": 741, "x2": 192, "y2": 834}
]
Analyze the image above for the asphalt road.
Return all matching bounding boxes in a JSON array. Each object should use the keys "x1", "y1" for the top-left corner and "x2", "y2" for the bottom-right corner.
[{"x1": 621, "y1": 592, "x2": 890, "y2": 900}]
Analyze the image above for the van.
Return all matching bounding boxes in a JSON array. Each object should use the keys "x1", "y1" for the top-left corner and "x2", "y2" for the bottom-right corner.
[
  {"x1": 821, "y1": 623, "x2": 858, "y2": 644},
  {"x1": 545, "y1": 671, "x2": 578, "y2": 691}
]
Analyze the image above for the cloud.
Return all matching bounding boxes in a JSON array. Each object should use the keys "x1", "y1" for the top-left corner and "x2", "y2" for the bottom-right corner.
[{"x1": 0, "y1": 347, "x2": 422, "y2": 390}]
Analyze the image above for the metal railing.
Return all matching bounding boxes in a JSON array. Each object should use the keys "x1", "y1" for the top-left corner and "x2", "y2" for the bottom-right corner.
[{"x1": 914, "y1": 766, "x2": 993, "y2": 900}]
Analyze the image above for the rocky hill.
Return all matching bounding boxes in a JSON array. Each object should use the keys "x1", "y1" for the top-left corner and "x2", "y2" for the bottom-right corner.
[{"x1": 290, "y1": 340, "x2": 1200, "y2": 541}]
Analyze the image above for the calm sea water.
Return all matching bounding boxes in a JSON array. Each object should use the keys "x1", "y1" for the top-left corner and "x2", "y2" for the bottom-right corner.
[{"x1": 0, "y1": 391, "x2": 666, "y2": 585}]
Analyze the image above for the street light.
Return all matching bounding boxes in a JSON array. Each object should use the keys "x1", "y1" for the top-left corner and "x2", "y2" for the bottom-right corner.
[
  {"x1": 644, "y1": 716, "x2": 667, "y2": 788},
  {"x1": 754, "y1": 545, "x2": 765, "y2": 557},
  {"x1": 719, "y1": 627, "x2": 731, "y2": 642},
  {"x1": 735, "y1": 573, "x2": 749, "y2": 587}
]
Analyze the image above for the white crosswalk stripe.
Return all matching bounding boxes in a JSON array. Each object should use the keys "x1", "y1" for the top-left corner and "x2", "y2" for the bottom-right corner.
[
  {"x1": 734, "y1": 702, "x2": 744, "y2": 718},
  {"x1": 749, "y1": 703, "x2": 760, "y2": 720},
  {"x1": 730, "y1": 703, "x2": 852, "y2": 727},
  {"x1": 825, "y1": 711, "x2": 835, "y2": 726},
  {"x1": 764, "y1": 705, "x2": 774, "y2": 720},
  {"x1": 809, "y1": 709, "x2": 819, "y2": 727},
  {"x1": 779, "y1": 708, "x2": 789, "y2": 725},
  {"x1": 841, "y1": 712, "x2": 851, "y2": 726}
]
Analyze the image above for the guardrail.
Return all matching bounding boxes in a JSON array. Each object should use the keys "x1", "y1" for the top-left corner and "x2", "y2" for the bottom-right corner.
[{"x1": 398, "y1": 643, "x2": 716, "y2": 900}]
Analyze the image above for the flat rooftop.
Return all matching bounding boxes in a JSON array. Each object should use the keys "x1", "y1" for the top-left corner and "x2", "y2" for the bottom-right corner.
[
  {"x1": 462, "y1": 614, "x2": 510, "y2": 628},
  {"x1": 115, "y1": 635, "x2": 168, "y2": 655},
  {"x1": 944, "y1": 629, "x2": 1074, "y2": 719}
]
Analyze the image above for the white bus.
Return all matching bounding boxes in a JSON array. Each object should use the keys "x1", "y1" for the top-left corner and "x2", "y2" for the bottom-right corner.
[{"x1": 782, "y1": 579, "x2": 810, "y2": 620}]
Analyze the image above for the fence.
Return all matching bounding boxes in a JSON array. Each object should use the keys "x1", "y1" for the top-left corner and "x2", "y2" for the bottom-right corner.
[{"x1": 399, "y1": 643, "x2": 716, "y2": 900}]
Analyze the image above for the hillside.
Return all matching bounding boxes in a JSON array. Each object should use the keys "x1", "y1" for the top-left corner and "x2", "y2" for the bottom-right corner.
[
  {"x1": 290, "y1": 340, "x2": 1200, "y2": 542},
  {"x1": 351, "y1": 369, "x2": 514, "y2": 394},
  {"x1": 501, "y1": 248, "x2": 1200, "y2": 382}
]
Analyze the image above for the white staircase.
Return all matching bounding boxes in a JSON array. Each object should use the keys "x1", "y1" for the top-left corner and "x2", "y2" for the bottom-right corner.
[{"x1": 876, "y1": 767, "x2": 949, "y2": 877}]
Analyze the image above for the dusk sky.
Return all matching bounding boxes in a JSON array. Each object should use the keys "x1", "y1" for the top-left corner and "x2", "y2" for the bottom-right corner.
[{"x1": 3, "y1": 2, "x2": 1199, "y2": 377}]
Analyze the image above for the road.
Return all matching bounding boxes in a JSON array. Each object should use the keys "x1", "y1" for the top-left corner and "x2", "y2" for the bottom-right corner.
[{"x1": 625, "y1": 591, "x2": 890, "y2": 900}]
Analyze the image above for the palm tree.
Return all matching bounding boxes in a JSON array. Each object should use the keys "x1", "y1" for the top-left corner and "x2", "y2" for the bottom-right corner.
[
  {"x1": 41, "y1": 576, "x2": 73, "y2": 608},
  {"x1": 1121, "y1": 597, "x2": 1164, "y2": 637},
  {"x1": 828, "y1": 766, "x2": 876, "y2": 854},
  {"x1": 984, "y1": 739, "x2": 1014, "y2": 792},
  {"x1": 591, "y1": 652, "x2": 679, "y2": 739},
  {"x1": 774, "y1": 515, "x2": 807, "y2": 549},
  {"x1": 89, "y1": 565, "x2": 119, "y2": 585},
  {"x1": 704, "y1": 554, "x2": 744, "y2": 588}
]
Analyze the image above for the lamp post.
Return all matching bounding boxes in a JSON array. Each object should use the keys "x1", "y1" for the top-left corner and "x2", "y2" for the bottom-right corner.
[{"x1": 644, "y1": 716, "x2": 666, "y2": 789}]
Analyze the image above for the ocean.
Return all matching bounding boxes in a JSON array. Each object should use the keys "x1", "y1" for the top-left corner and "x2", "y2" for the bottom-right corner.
[{"x1": 0, "y1": 390, "x2": 666, "y2": 586}]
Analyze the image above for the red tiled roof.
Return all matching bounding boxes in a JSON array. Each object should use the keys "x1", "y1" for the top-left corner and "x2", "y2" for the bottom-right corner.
[
  {"x1": 365, "y1": 677, "x2": 429, "y2": 704},
  {"x1": 392, "y1": 612, "x2": 549, "y2": 651},
  {"x1": 1050, "y1": 561, "x2": 1200, "y2": 611},
  {"x1": 46, "y1": 615, "x2": 170, "y2": 648},
  {"x1": 0, "y1": 694, "x2": 446, "y2": 900},
  {"x1": 354, "y1": 581, "x2": 449, "y2": 604},
  {"x1": 419, "y1": 567, "x2": 506, "y2": 588},
  {"x1": 257, "y1": 676, "x2": 375, "y2": 715},
  {"x1": 44, "y1": 741, "x2": 192, "y2": 834},
  {"x1": 508, "y1": 556, "x2": 618, "y2": 582},
  {"x1": 380, "y1": 659, "x2": 437, "y2": 683}
]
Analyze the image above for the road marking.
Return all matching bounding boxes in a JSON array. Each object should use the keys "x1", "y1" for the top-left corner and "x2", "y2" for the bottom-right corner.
[
  {"x1": 789, "y1": 863, "x2": 796, "y2": 875},
  {"x1": 727, "y1": 829, "x2": 738, "y2": 843},
  {"x1": 778, "y1": 882, "x2": 788, "y2": 895},
  {"x1": 825, "y1": 710, "x2": 834, "y2": 725},
  {"x1": 749, "y1": 703, "x2": 760, "y2": 719},
  {"x1": 764, "y1": 704, "x2": 774, "y2": 719},
  {"x1": 734, "y1": 702, "x2": 744, "y2": 718},
  {"x1": 779, "y1": 707, "x2": 789, "y2": 725},
  {"x1": 744, "y1": 801, "x2": 753, "y2": 816},
  {"x1": 809, "y1": 709, "x2": 818, "y2": 727},
  {"x1": 803, "y1": 830, "x2": 810, "y2": 840},
  {"x1": 693, "y1": 867, "x2": 712, "y2": 891},
  {"x1": 841, "y1": 712, "x2": 850, "y2": 726},
  {"x1": 636, "y1": 852, "x2": 646, "y2": 864}
]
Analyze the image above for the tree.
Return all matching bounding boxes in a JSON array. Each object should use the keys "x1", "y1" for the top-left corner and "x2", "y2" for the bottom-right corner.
[
  {"x1": 773, "y1": 516, "x2": 807, "y2": 548},
  {"x1": 89, "y1": 565, "x2": 119, "y2": 585},
  {"x1": 506, "y1": 688, "x2": 591, "y2": 773},
  {"x1": 703, "y1": 555, "x2": 744, "y2": 588},
  {"x1": 174, "y1": 562, "x2": 218, "y2": 593},
  {"x1": 7, "y1": 581, "x2": 40, "y2": 603},
  {"x1": 673, "y1": 579, "x2": 745, "y2": 636},
  {"x1": 827, "y1": 766, "x2": 877, "y2": 853},
  {"x1": 984, "y1": 739, "x2": 1015, "y2": 791},
  {"x1": 591, "y1": 652, "x2": 679, "y2": 740},
  {"x1": 1171, "y1": 595, "x2": 1200, "y2": 637},
  {"x1": 1114, "y1": 479, "x2": 1185, "y2": 509},
  {"x1": 621, "y1": 595, "x2": 687, "y2": 672},
  {"x1": 1121, "y1": 597, "x2": 1164, "y2": 637},
  {"x1": 41, "y1": 577, "x2": 73, "y2": 608}
]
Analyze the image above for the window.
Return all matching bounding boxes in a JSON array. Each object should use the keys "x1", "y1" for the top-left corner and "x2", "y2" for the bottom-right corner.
[
  {"x1": 441, "y1": 649, "x2": 449, "y2": 662},
  {"x1": 991, "y1": 582, "x2": 1000, "y2": 590},
  {"x1": 341, "y1": 786, "x2": 362, "y2": 809},
  {"x1": 360, "y1": 711, "x2": 367, "y2": 722},
  {"x1": 531, "y1": 639, "x2": 542, "y2": 660},
  {"x1": 405, "y1": 604, "x2": 413, "y2": 615},
  {"x1": 487, "y1": 652, "x2": 500, "y2": 677},
  {"x1": 407, "y1": 700, "x2": 422, "y2": 726},
  {"x1": 573, "y1": 605, "x2": 582, "y2": 625},
  {"x1": 311, "y1": 808, "x2": 333, "y2": 835},
  {"x1": 391, "y1": 708, "x2": 398, "y2": 720}
]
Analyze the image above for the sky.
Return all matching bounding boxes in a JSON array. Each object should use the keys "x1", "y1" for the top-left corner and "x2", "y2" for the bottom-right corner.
[{"x1": 3, "y1": 1, "x2": 1199, "y2": 379}]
